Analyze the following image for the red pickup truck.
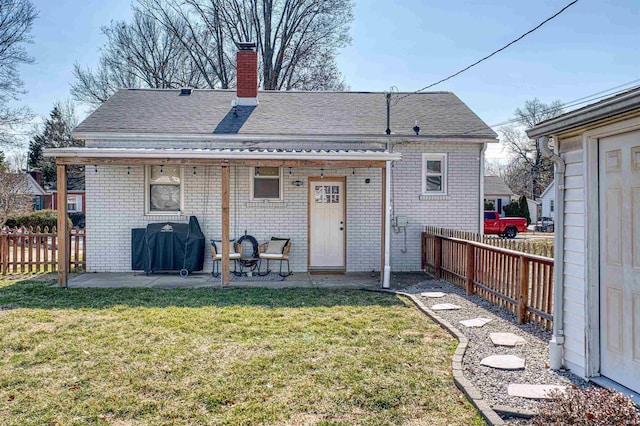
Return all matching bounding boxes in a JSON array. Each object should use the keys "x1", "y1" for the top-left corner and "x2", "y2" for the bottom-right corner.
[{"x1": 484, "y1": 211, "x2": 528, "y2": 239}]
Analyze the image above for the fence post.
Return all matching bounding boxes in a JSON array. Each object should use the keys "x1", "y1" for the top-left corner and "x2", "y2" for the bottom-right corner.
[
  {"x1": 1, "y1": 234, "x2": 7, "y2": 275},
  {"x1": 517, "y1": 255, "x2": 530, "y2": 324},
  {"x1": 465, "y1": 242, "x2": 475, "y2": 295},
  {"x1": 434, "y1": 235, "x2": 442, "y2": 279},
  {"x1": 421, "y1": 233, "x2": 426, "y2": 270}
]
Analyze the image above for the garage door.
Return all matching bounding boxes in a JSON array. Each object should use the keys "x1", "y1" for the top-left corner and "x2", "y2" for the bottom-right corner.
[{"x1": 598, "y1": 130, "x2": 640, "y2": 391}]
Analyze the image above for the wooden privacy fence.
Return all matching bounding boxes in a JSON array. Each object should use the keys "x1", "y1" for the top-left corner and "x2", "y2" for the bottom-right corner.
[
  {"x1": 425, "y1": 226, "x2": 554, "y2": 257},
  {"x1": 0, "y1": 227, "x2": 85, "y2": 274},
  {"x1": 422, "y1": 230, "x2": 554, "y2": 330}
]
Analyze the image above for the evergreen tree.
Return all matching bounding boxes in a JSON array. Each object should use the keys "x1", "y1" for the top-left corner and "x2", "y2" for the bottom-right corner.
[
  {"x1": 28, "y1": 101, "x2": 82, "y2": 186},
  {"x1": 518, "y1": 195, "x2": 531, "y2": 225}
]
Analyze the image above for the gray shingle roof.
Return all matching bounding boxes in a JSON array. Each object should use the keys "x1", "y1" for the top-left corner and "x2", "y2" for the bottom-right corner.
[
  {"x1": 484, "y1": 176, "x2": 515, "y2": 196},
  {"x1": 74, "y1": 89, "x2": 497, "y2": 139}
]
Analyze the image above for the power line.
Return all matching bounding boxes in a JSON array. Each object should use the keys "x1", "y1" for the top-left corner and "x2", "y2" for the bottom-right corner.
[
  {"x1": 451, "y1": 79, "x2": 640, "y2": 138},
  {"x1": 398, "y1": 0, "x2": 579, "y2": 100}
]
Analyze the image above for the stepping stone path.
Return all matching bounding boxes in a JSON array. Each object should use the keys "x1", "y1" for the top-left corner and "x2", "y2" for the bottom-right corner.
[
  {"x1": 430, "y1": 303, "x2": 461, "y2": 311},
  {"x1": 480, "y1": 355, "x2": 525, "y2": 370},
  {"x1": 489, "y1": 332, "x2": 527, "y2": 347},
  {"x1": 459, "y1": 317, "x2": 492, "y2": 328},
  {"x1": 508, "y1": 384, "x2": 567, "y2": 399},
  {"x1": 420, "y1": 291, "x2": 446, "y2": 298}
]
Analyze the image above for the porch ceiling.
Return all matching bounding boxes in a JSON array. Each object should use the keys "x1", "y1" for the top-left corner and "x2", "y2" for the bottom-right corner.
[{"x1": 44, "y1": 147, "x2": 401, "y2": 168}]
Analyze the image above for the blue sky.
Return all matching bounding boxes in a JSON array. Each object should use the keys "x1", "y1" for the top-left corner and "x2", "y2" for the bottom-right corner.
[{"x1": 12, "y1": 0, "x2": 640, "y2": 160}]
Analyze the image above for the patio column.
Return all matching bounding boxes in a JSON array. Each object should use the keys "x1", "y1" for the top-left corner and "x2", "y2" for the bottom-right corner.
[
  {"x1": 382, "y1": 160, "x2": 392, "y2": 288},
  {"x1": 56, "y1": 164, "x2": 68, "y2": 287},
  {"x1": 221, "y1": 163, "x2": 230, "y2": 285}
]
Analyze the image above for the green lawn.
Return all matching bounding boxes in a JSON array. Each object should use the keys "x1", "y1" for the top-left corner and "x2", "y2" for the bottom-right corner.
[{"x1": 0, "y1": 278, "x2": 484, "y2": 425}]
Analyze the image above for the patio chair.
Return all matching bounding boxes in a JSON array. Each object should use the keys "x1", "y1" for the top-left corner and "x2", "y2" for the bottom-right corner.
[
  {"x1": 210, "y1": 240, "x2": 242, "y2": 277},
  {"x1": 257, "y1": 237, "x2": 292, "y2": 277}
]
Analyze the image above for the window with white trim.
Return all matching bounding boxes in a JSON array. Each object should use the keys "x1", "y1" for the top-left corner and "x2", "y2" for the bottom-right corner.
[
  {"x1": 145, "y1": 165, "x2": 183, "y2": 214},
  {"x1": 250, "y1": 166, "x2": 283, "y2": 201},
  {"x1": 67, "y1": 194, "x2": 83, "y2": 213},
  {"x1": 422, "y1": 153, "x2": 447, "y2": 195}
]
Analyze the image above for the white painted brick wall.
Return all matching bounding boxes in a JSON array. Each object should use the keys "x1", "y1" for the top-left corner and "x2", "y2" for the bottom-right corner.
[
  {"x1": 389, "y1": 142, "x2": 482, "y2": 271},
  {"x1": 85, "y1": 141, "x2": 481, "y2": 273}
]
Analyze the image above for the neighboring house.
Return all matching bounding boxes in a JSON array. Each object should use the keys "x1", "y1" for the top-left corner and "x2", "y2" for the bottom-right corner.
[
  {"x1": 24, "y1": 173, "x2": 47, "y2": 211},
  {"x1": 527, "y1": 87, "x2": 640, "y2": 395},
  {"x1": 526, "y1": 198, "x2": 539, "y2": 224},
  {"x1": 44, "y1": 175, "x2": 86, "y2": 215},
  {"x1": 539, "y1": 180, "x2": 555, "y2": 221},
  {"x1": 44, "y1": 43, "x2": 497, "y2": 287},
  {"x1": 484, "y1": 175, "x2": 516, "y2": 216}
]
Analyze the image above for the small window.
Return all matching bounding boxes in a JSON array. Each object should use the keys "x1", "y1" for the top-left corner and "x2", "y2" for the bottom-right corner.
[
  {"x1": 146, "y1": 165, "x2": 182, "y2": 214},
  {"x1": 251, "y1": 167, "x2": 282, "y2": 201},
  {"x1": 422, "y1": 154, "x2": 447, "y2": 195},
  {"x1": 67, "y1": 194, "x2": 82, "y2": 213},
  {"x1": 550, "y1": 200, "x2": 554, "y2": 213}
]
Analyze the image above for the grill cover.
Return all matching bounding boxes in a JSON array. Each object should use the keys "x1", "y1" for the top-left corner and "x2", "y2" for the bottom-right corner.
[{"x1": 131, "y1": 216, "x2": 205, "y2": 274}]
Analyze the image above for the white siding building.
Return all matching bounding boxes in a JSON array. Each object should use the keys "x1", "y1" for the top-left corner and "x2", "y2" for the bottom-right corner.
[
  {"x1": 527, "y1": 87, "x2": 640, "y2": 396},
  {"x1": 539, "y1": 180, "x2": 555, "y2": 221}
]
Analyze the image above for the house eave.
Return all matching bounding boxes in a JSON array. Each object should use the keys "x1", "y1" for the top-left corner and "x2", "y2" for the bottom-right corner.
[
  {"x1": 70, "y1": 131, "x2": 496, "y2": 145},
  {"x1": 526, "y1": 88, "x2": 640, "y2": 139},
  {"x1": 43, "y1": 147, "x2": 402, "y2": 163}
]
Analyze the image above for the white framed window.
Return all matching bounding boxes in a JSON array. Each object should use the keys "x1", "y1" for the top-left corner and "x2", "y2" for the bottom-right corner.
[
  {"x1": 145, "y1": 165, "x2": 183, "y2": 214},
  {"x1": 250, "y1": 166, "x2": 283, "y2": 201},
  {"x1": 67, "y1": 194, "x2": 83, "y2": 213},
  {"x1": 422, "y1": 153, "x2": 447, "y2": 195}
]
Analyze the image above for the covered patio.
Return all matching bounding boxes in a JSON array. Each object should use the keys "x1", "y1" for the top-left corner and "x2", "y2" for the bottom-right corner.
[{"x1": 45, "y1": 147, "x2": 402, "y2": 288}]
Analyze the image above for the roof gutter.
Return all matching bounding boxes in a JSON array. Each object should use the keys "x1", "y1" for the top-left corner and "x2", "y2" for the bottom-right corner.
[
  {"x1": 43, "y1": 147, "x2": 402, "y2": 162},
  {"x1": 71, "y1": 131, "x2": 496, "y2": 145},
  {"x1": 527, "y1": 88, "x2": 640, "y2": 138},
  {"x1": 539, "y1": 135, "x2": 566, "y2": 370}
]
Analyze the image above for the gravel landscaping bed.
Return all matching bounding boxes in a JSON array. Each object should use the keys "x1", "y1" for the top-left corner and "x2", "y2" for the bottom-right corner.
[{"x1": 398, "y1": 276, "x2": 592, "y2": 424}]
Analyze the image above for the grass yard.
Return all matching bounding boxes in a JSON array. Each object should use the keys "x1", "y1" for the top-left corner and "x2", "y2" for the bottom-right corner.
[{"x1": 0, "y1": 278, "x2": 484, "y2": 425}]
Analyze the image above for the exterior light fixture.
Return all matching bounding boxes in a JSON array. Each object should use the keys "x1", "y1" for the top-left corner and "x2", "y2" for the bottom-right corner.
[
  {"x1": 256, "y1": 167, "x2": 260, "y2": 176},
  {"x1": 127, "y1": 166, "x2": 130, "y2": 175},
  {"x1": 193, "y1": 167, "x2": 197, "y2": 175},
  {"x1": 413, "y1": 120, "x2": 420, "y2": 135},
  {"x1": 320, "y1": 168, "x2": 324, "y2": 178},
  {"x1": 292, "y1": 180, "x2": 303, "y2": 187},
  {"x1": 289, "y1": 167, "x2": 292, "y2": 176},
  {"x1": 94, "y1": 165, "x2": 98, "y2": 173}
]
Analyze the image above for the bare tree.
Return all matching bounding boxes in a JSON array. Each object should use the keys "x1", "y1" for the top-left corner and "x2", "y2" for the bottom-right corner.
[
  {"x1": 0, "y1": 0, "x2": 37, "y2": 145},
  {"x1": 71, "y1": 9, "x2": 205, "y2": 108},
  {"x1": 499, "y1": 98, "x2": 563, "y2": 199},
  {"x1": 74, "y1": 0, "x2": 353, "y2": 108},
  {"x1": 0, "y1": 170, "x2": 32, "y2": 227}
]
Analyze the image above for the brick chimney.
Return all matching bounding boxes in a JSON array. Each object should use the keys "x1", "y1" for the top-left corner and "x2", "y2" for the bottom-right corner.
[{"x1": 236, "y1": 42, "x2": 258, "y2": 106}]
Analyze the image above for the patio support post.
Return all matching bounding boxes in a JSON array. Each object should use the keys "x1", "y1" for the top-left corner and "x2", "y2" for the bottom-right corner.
[
  {"x1": 221, "y1": 164, "x2": 230, "y2": 285},
  {"x1": 56, "y1": 163, "x2": 68, "y2": 287},
  {"x1": 382, "y1": 160, "x2": 392, "y2": 288}
]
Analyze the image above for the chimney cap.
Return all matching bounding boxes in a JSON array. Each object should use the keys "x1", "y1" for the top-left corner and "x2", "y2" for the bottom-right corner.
[{"x1": 237, "y1": 41, "x2": 256, "y2": 51}]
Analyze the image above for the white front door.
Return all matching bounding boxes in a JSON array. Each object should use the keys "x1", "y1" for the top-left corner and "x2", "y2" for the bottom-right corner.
[
  {"x1": 598, "y1": 130, "x2": 640, "y2": 390},
  {"x1": 309, "y1": 179, "x2": 345, "y2": 269}
]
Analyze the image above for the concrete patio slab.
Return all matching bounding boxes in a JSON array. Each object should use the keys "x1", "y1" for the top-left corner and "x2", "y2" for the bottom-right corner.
[
  {"x1": 66, "y1": 272, "x2": 383, "y2": 289},
  {"x1": 507, "y1": 384, "x2": 566, "y2": 399},
  {"x1": 490, "y1": 333, "x2": 527, "y2": 347}
]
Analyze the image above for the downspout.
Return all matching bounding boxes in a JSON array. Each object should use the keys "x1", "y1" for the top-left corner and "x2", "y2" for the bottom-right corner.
[
  {"x1": 383, "y1": 139, "x2": 393, "y2": 289},
  {"x1": 479, "y1": 143, "x2": 487, "y2": 234},
  {"x1": 539, "y1": 135, "x2": 566, "y2": 370}
]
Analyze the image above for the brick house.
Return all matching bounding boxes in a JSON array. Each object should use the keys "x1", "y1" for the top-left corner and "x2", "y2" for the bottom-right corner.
[{"x1": 44, "y1": 43, "x2": 497, "y2": 287}]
